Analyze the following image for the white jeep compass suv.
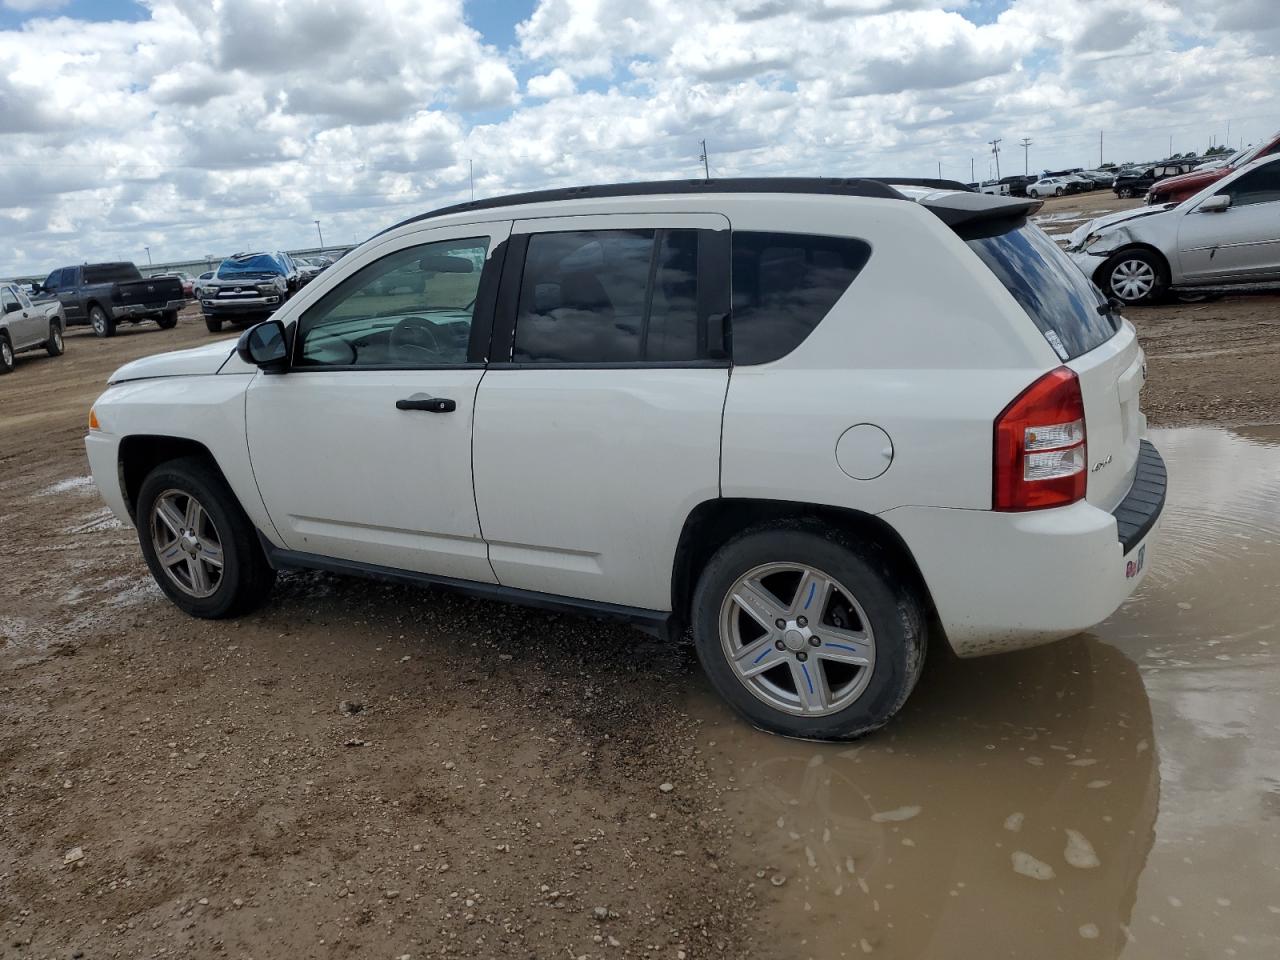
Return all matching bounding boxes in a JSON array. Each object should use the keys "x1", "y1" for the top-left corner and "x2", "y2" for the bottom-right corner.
[{"x1": 85, "y1": 178, "x2": 1165, "y2": 740}]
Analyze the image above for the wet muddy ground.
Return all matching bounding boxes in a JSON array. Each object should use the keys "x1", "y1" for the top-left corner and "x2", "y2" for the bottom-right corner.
[{"x1": 2, "y1": 312, "x2": 1279, "y2": 958}]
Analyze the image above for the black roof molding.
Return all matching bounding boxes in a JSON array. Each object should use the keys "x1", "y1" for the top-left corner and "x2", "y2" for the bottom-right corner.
[
  {"x1": 382, "y1": 178, "x2": 906, "y2": 234},
  {"x1": 380, "y1": 176, "x2": 1037, "y2": 237}
]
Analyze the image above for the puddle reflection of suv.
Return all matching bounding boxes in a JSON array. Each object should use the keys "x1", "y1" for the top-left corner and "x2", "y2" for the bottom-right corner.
[{"x1": 85, "y1": 178, "x2": 1165, "y2": 740}]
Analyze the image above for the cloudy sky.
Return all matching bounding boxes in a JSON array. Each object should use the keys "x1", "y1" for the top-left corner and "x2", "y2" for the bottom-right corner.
[{"x1": 0, "y1": 0, "x2": 1275, "y2": 275}]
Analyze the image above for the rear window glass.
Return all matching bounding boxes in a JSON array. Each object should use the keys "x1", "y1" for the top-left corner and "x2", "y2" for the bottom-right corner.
[
  {"x1": 731, "y1": 232, "x2": 871, "y2": 365},
  {"x1": 83, "y1": 263, "x2": 142, "y2": 284},
  {"x1": 966, "y1": 224, "x2": 1117, "y2": 360}
]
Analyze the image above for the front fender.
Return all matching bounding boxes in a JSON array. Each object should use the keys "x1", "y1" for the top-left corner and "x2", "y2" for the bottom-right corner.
[{"x1": 88, "y1": 373, "x2": 280, "y2": 542}]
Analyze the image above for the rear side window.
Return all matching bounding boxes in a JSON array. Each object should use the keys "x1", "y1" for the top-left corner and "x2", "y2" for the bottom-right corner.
[
  {"x1": 966, "y1": 224, "x2": 1116, "y2": 360},
  {"x1": 513, "y1": 229, "x2": 704, "y2": 364},
  {"x1": 730, "y1": 232, "x2": 871, "y2": 365}
]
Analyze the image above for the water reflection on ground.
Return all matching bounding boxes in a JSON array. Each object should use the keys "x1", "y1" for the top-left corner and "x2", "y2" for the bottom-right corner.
[{"x1": 694, "y1": 426, "x2": 1280, "y2": 958}]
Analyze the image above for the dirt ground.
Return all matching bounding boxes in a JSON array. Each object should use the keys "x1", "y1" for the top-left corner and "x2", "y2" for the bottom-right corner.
[{"x1": 0, "y1": 239, "x2": 1277, "y2": 960}]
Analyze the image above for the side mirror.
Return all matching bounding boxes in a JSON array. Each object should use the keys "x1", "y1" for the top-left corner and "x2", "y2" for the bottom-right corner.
[
  {"x1": 1199, "y1": 194, "x2": 1232, "y2": 213},
  {"x1": 29, "y1": 283, "x2": 41, "y2": 294},
  {"x1": 3, "y1": 300, "x2": 20, "y2": 314},
  {"x1": 236, "y1": 319, "x2": 289, "y2": 372}
]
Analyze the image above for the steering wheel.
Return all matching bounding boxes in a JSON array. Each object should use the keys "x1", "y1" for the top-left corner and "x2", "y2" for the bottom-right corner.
[{"x1": 389, "y1": 316, "x2": 444, "y2": 361}]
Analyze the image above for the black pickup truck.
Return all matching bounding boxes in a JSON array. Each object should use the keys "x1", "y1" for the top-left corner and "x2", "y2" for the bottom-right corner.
[{"x1": 31, "y1": 262, "x2": 187, "y2": 338}]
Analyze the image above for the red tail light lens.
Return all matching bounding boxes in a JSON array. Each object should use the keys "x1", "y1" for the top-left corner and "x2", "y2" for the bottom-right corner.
[{"x1": 994, "y1": 367, "x2": 1087, "y2": 511}]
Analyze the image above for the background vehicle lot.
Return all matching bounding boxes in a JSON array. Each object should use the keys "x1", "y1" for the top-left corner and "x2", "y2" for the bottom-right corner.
[{"x1": 1, "y1": 301, "x2": 1278, "y2": 956}]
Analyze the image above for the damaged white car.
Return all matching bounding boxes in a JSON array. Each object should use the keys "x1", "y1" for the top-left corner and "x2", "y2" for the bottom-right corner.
[{"x1": 1066, "y1": 154, "x2": 1280, "y2": 304}]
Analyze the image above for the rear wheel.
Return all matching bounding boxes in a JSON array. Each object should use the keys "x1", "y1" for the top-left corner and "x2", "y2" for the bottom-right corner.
[
  {"x1": 89, "y1": 305, "x2": 115, "y2": 338},
  {"x1": 1100, "y1": 249, "x2": 1169, "y2": 306},
  {"x1": 136, "y1": 457, "x2": 275, "y2": 618},
  {"x1": 46, "y1": 322, "x2": 64, "y2": 357},
  {"x1": 0, "y1": 333, "x2": 13, "y2": 374},
  {"x1": 157, "y1": 310, "x2": 178, "y2": 330},
  {"x1": 692, "y1": 524, "x2": 926, "y2": 740},
  {"x1": 205, "y1": 316, "x2": 223, "y2": 333}
]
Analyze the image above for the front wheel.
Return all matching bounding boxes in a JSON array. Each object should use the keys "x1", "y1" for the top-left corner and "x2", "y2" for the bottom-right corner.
[
  {"x1": 136, "y1": 457, "x2": 276, "y2": 619},
  {"x1": 46, "y1": 322, "x2": 64, "y2": 357},
  {"x1": 1099, "y1": 249, "x2": 1169, "y2": 306},
  {"x1": 89, "y1": 305, "x2": 115, "y2": 338},
  {"x1": 692, "y1": 524, "x2": 926, "y2": 740},
  {"x1": 1118, "y1": 187, "x2": 1134, "y2": 199},
  {"x1": 157, "y1": 310, "x2": 178, "y2": 330},
  {"x1": 204, "y1": 316, "x2": 223, "y2": 333},
  {"x1": 0, "y1": 333, "x2": 13, "y2": 374},
  {"x1": 1054, "y1": 187, "x2": 1064, "y2": 197}
]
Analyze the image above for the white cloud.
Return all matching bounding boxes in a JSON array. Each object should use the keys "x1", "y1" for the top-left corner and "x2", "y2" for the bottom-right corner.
[
  {"x1": 2, "y1": 0, "x2": 68, "y2": 11},
  {"x1": 0, "y1": 0, "x2": 1277, "y2": 275}
]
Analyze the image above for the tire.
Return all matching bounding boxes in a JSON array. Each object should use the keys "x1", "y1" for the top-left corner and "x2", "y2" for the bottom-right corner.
[
  {"x1": 157, "y1": 310, "x2": 178, "y2": 330},
  {"x1": 205, "y1": 316, "x2": 223, "y2": 333},
  {"x1": 1118, "y1": 187, "x2": 1134, "y2": 199},
  {"x1": 0, "y1": 333, "x2": 13, "y2": 374},
  {"x1": 89, "y1": 304, "x2": 115, "y2": 338},
  {"x1": 46, "y1": 321, "x2": 64, "y2": 357},
  {"x1": 1054, "y1": 187, "x2": 1064, "y2": 197},
  {"x1": 1099, "y1": 248, "x2": 1169, "y2": 306},
  {"x1": 136, "y1": 456, "x2": 276, "y2": 619},
  {"x1": 691, "y1": 522, "x2": 927, "y2": 741}
]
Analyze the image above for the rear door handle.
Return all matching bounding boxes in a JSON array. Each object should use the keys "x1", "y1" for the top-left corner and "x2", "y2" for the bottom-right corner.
[{"x1": 396, "y1": 394, "x2": 456, "y2": 413}]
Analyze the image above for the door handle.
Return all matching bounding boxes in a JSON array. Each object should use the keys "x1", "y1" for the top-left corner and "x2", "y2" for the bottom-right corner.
[{"x1": 396, "y1": 394, "x2": 456, "y2": 413}]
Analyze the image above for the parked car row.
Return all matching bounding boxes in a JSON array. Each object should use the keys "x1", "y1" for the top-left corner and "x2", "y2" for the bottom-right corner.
[{"x1": 1066, "y1": 153, "x2": 1280, "y2": 304}]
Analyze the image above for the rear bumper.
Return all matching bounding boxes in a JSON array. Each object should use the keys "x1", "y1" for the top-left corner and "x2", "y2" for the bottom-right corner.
[
  {"x1": 112, "y1": 299, "x2": 189, "y2": 319},
  {"x1": 881, "y1": 441, "x2": 1166, "y2": 658}
]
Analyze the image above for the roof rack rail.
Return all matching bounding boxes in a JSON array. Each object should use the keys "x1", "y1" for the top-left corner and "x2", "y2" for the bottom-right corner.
[{"x1": 382, "y1": 177, "x2": 908, "y2": 234}]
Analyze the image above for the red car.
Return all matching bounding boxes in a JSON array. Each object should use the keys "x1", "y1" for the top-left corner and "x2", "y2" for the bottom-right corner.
[{"x1": 1147, "y1": 130, "x2": 1280, "y2": 205}]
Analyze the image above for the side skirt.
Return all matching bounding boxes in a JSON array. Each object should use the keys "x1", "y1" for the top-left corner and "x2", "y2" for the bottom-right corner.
[{"x1": 258, "y1": 535, "x2": 675, "y2": 638}]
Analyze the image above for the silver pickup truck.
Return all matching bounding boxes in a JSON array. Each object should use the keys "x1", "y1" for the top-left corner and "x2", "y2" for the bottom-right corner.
[{"x1": 0, "y1": 280, "x2": 64, "y2": 374}]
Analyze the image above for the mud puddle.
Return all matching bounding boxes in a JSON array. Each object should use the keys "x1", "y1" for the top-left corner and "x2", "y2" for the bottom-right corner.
[{"x1": 691, "y1": 426, "x2": 1280, "y2": 958}]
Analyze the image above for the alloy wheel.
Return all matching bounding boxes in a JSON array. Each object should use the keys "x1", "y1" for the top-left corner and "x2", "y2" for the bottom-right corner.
[
  {"x1": 150, "y1": 489, "x2": 224, "y2": 598},
  {"x1": 719, "y1": 562, "x2": 876, "y2": 717},
  {"x1": 91, "y1": 311, "x2": 105, "y2": 335},
  {"x1": 1111, "y1": 259, "x2": 1156, "y2": 301},
  {"x1": 1, "y1": 339, "x2": 12, "y2": 369}
]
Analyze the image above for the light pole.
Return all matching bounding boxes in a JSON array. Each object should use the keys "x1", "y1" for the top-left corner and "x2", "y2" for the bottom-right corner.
[
  {"x1": 144, "y1": 245, "x2": 152, "y2": 266},
  {"x1": 314, "y1": 220, "x2": 324, "y2": 249}
]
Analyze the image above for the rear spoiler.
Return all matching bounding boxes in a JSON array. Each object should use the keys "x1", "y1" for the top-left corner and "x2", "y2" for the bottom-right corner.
[{"x1": 865, "y1": 180, "x2": 1044, "y2": 235}]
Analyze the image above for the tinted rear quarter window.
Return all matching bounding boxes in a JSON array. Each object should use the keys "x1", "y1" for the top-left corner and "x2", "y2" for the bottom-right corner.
[
  {"x1": 966, "y1": 223, "x2": 1116, "y2": 360},
  {"x1": 731, "y1": 232, "x2": 871, "y2": 365}
]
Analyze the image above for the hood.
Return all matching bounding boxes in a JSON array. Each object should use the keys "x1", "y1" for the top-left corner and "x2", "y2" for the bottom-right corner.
[
  {"x1": 1066, "y1": 204, "x2": 1175, "y2": 250},
  {"x1": 108, "y1": 338, "x2": 238, "y2": 384}
]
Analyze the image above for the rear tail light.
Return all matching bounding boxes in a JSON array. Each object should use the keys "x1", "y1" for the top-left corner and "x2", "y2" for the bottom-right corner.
[{"x1": 994, "y1": 367, "x2": 1087, "y2": 511}]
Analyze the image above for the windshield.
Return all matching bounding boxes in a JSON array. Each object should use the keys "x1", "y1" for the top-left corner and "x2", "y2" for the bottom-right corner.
[
  {"x1": 967, "y1": 223, "x2": 1118, "y2": 360},
  {"x1": 218, "y1": 255, "x2": 282, "y2": 278}
]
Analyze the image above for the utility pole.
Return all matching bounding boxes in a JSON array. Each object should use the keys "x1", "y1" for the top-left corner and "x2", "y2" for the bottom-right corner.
[
  {"x1": 1020, "y1": 137, "x2": 1032, "y2": 175},
  {"x1": 699, "y1": 140, "x2": 710, "y2": 181},
  {"x1": 1169, "y1": 134, "x2": 1173, "y2": 157},
  {"x1": 988, "y1": 138, "x2": 1002, "y2": 180},
  {"x1": 144, "y1": 245, "x2": 152, "y2": 266},
  {"x1": 314, "y1": 220, "x2": 324, "y2": 248},
  {"x1": 970, "y1": 157, "x2": 975, "y2": 183},
  {"x1": 937, "y1": 161, "x2": 942, "y2": 179},
  {"x1": 1099, "y1": 130, "x2": 1103, "y2": 167},
  {"x1": 469, "y1": 159, "x2": 475, "y2": 201}
]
